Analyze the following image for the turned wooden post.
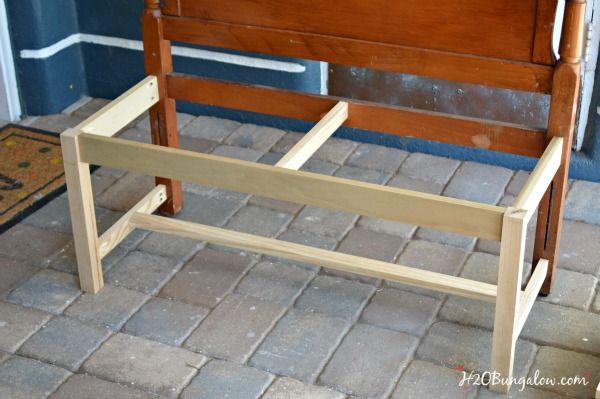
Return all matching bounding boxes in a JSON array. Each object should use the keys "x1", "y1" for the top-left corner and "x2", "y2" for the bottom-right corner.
[
  {"x1": 533, "y1": 0, "x2": 585, "y2": 295},
  {"x1": 141, "y1": 0, "x2": 183, "y2": 215}
]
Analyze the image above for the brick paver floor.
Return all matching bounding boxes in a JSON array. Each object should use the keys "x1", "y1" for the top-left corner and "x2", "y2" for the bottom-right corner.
[{"x1": 1, "y1": 100, "x2": 600, "y2": 398}]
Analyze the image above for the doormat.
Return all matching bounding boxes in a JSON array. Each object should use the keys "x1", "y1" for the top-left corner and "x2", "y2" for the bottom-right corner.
[{"x1": 0, "y1": 124, "x2": 66, "y2": 233}]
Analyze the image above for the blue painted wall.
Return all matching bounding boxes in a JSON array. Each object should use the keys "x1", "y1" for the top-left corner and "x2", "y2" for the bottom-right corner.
[
  {"x1": 5, "y1": 0, "x2": 323, "y2": 115},
  {"x1": 4, "y1": 0, "x2": 600, "y2": 181},
  {"x1": 6, "y1": 0, "x2": 85, "y2": 115}
]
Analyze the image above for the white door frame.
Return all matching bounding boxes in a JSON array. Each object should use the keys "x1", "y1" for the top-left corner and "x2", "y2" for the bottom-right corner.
[{"x1": 0, "y1": 0, "x2": 21, "y2": 121}]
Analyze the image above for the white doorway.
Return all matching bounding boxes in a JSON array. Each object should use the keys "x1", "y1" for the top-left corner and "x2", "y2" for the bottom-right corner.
[{"x1": 0, "y1": 0, "x2": 21, "y2": 121}]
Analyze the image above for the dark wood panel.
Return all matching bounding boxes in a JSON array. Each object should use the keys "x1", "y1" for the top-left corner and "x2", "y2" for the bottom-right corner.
[
  {"x1": 328, "y1": 65, "x2": 550, "y2": 129},
  {"x1": 533, "y1": 0, "x2": 560, "y2": 65},
  {"x1": 177, "y1": 0, "x2": 538, "y2": 62},
  {"x1": 162, "y1": 0, "x2": 180, "y2": 16},
  {"x1": 162, "y1": 17, "x2": 554, "y2": 94},
  {"x1": 167, "y1": 74, "x2": 548, "y2": 158}
]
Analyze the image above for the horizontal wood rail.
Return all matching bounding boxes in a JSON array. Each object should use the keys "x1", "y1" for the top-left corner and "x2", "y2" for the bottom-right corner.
[
  {"x1": 514, "y1": 137, "x2": 563, "y2": 222},
  {"x1": 276, "y1": 101, "x2": 348, "y2": 170},
  {"x1": 166, "y1": 75, "x2": 549, "y2": 158},
  {"x1": 174, "y1": 0, "x2": 541, "y2": 62},
  {"x1": 78, "y1": 134, "x2": 506, "y2": 240},
  {"x1": 162, "y1": 17, "x2": 554, "y2": 93},
  {"x1": 98, "y1": 185, "x2": 167, "y2": 259},
  {"x1": 131, "y1": 212, "x2": 498, "y2": 301},
  {"x1": 77, "y1": 76, "x2": 159, "y2": 137},
  {"x1": 516, "y1": 258, "x2": 548, "y2": 336}
]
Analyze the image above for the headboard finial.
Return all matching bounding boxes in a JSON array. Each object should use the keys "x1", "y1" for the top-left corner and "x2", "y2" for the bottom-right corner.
[{"x1": 145, "y1": 0, "x2": 160, "y2": 10}]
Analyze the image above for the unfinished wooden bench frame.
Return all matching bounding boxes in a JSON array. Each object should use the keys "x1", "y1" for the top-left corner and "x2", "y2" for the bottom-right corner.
[{"x1": 61, "y1": 0, "x2": 586, "y2": 393}]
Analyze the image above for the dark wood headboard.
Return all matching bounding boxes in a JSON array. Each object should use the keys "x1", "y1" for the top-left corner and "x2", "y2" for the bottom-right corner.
[
  {"x1": 160, "y1": 0, "x2": 560, "y2": 93},
  {"x1": 142, "y1": 0, "x2": 585, "y2": 158}
]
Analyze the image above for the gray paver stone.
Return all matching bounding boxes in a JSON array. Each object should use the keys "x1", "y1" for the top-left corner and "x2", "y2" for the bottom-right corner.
[
  {"x1": 8, "y1": 269, "x2": 80, "y2": 314},
  {"x1": 180, "y1": 359, "x2": 274, "y2": 399},
  {"x1": 185, "y1": 293, "x2": 286, "y2": 362},
  {"x1": 83, "y1": 333, "x2": 206, "y2": 398},
  {"x1": 319, "y1": 323, "x2": 418, "y2": 398},
  {"x1": 0, "y1": 356, "x2": 70, "y2": 399},
  {"x1": 160, "y1": 248, "x2": 253, "y2": 307},
  {"x1": 124, "y1": 297, "x2": 208, "y2": 346},
  {"x1": 18, "y1": 316, "x2": 111, "y2": 371},
  {"x1": 250, "y1": 309, "x2": 350, "y2": 383}
]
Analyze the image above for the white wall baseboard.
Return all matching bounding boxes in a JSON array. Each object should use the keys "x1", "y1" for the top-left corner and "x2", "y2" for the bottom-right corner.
[{"x1": 20, "y1": 33, "x2": 307, "y2": 74}]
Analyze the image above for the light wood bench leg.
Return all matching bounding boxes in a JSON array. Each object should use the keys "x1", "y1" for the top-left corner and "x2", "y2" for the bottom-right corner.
[
  {"x1": 61, "y1": 129, "x2": 103, "y2": 293},
  {"x1": 490, "y1": 207, "x2": 527, "y2": 393}
]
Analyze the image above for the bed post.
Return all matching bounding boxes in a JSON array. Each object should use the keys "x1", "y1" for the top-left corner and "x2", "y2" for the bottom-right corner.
[
  {"x1": 141, "y1": 0, "x2": 183, "y2": 215},
  {"x1": 533, "y1": 0, "x2": 585, "y2": 295}
]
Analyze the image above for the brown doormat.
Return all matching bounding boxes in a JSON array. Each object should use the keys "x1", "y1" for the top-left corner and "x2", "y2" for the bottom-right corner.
[{"x1": 0, "y1": 125, "x2": 67, "y2": 233}]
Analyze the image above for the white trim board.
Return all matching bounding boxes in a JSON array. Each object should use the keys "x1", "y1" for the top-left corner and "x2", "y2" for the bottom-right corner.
[
  {"x1": 20, "y1": 33, "x2": 307, "y2": 73},
  {"x1": 320, "y1": 62, "x2": 329, "y2": 95},
  {"x1": 0, "y1": 0, "x2": 21, "y2": 121}
]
